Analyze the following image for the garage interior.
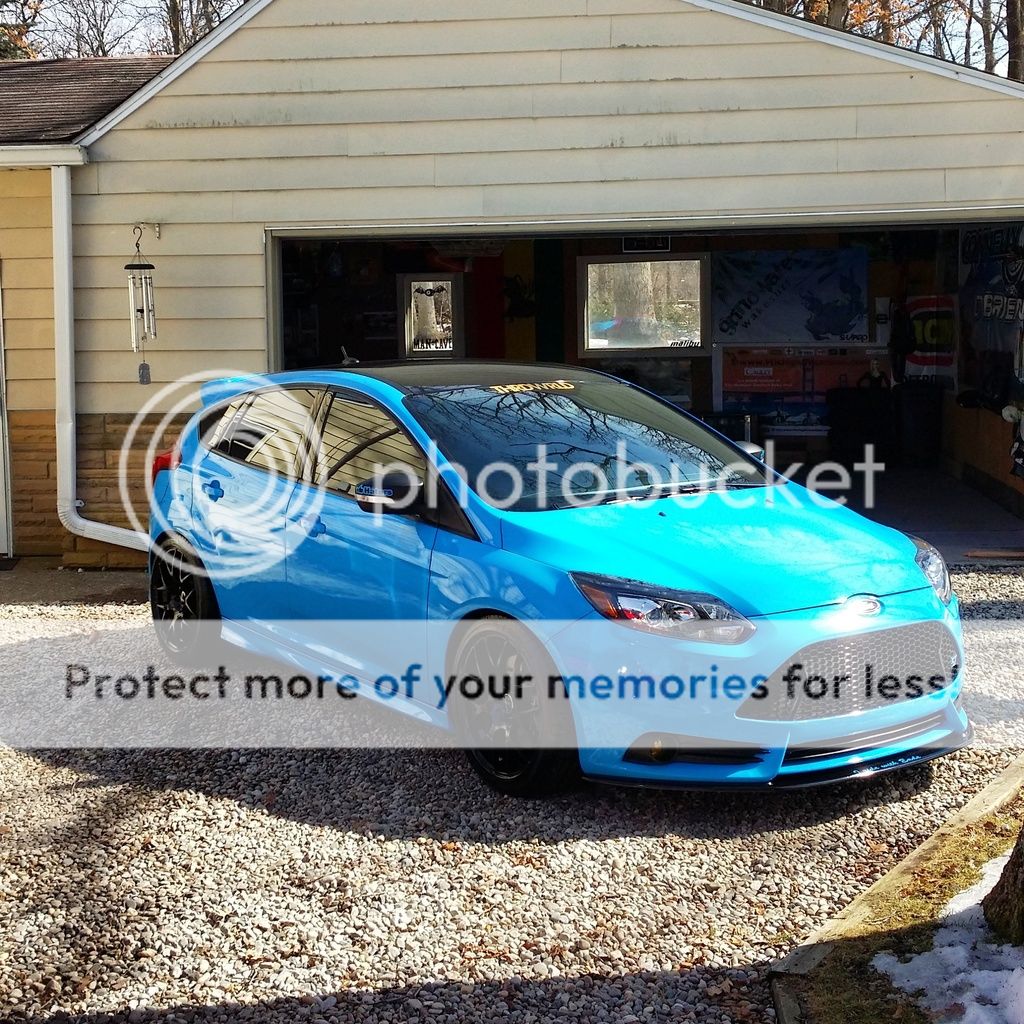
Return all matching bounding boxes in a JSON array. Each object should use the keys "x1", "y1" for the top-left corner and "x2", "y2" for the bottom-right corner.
[{"x1": 277, "y1": 224, "x2": 1024, "y2": 535}]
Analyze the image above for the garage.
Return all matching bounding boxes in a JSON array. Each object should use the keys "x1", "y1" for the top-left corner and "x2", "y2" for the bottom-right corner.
[{"x1": 3, "y1": 0, "x2": 1024, "y2": 559}]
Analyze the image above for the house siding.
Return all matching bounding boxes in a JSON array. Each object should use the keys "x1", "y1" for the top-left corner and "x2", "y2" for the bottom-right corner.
[
  {"x1": 56, "y1": 0, "x2": 1024, "y2": 544},
  {"x1": 75, "y1": 0, "x2": 1024, "y2": 416},
  {"x1": 0, "y1": 168, "x2": 62, "y2": 556}
]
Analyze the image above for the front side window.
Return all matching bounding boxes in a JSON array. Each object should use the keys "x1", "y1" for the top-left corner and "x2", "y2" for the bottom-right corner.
[{"x1": 316, "y1": 393, "x2": 427, "y2": 497}]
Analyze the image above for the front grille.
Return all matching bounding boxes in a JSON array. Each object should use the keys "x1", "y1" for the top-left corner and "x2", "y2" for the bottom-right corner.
[
  {"x1": 781, "y1": 710, "x2": 949, "y2": 766},
  {"x1": 739, "y1": 622, "x2": 960, "y2": 722}
]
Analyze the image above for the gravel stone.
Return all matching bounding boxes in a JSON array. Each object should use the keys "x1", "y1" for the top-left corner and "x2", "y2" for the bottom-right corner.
[{"x1": 0, "y1": 566, "x2": 1020, "y2": 1022}]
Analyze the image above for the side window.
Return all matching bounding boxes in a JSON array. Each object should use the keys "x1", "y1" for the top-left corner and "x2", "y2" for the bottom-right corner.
[
  {"x1": 201, "y1": 398, "x2": 247, "y2": 454},
  {"x1": 207, "y1": 388, "x2": 320, "y2": 476},
  {"x1": 317, "y1": 393, "x2": 427, "y2": 496}
]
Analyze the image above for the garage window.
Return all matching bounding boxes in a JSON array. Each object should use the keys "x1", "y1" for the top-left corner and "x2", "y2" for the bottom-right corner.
[{"x1": 579, "y1": 255, "x2": 708, "y2": 356}]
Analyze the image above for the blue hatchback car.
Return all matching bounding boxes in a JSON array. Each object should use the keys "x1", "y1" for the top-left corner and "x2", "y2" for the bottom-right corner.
[{"x1": 149, "y1": 362, "x2": 970, "y2": 796}]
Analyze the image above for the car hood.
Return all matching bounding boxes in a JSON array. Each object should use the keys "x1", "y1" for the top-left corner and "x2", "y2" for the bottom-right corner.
[{"x1": 498, "y1": 482, "x2": 928, "y2": 618}]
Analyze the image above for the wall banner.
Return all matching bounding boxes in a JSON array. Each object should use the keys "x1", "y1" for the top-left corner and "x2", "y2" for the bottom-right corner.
[
  {"x1": 959, "y1": 224, "x2": 1024, "y2": 392},
  {"x1": 904, "y1": 295, "x2": 958, "y2": 382},
  {"x1": 712, "y1": 248, "x2": 869, "y2": 347}
]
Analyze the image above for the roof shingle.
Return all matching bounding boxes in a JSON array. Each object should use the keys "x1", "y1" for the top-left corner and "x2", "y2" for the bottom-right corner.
[{"x1": 0, "y1": 56, "x2": 174, "y2": 145}]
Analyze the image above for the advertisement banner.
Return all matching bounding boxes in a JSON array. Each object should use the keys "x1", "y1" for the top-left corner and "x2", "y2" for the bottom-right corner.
[
  {"x1": 721, "y1": 349, "x2": 805, "y2": 394},
  {"x1": 713, "y1": 248, "x2": 870, "y2": 347},
  {"x1": 720, "y1": 347, "x2": 891, "y2": 429}
]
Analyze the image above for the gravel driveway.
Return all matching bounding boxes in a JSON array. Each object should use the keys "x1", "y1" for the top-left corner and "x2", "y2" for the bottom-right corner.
[{"x1": 1, "y1": 567, "x2": 1022, "y2": 1024}]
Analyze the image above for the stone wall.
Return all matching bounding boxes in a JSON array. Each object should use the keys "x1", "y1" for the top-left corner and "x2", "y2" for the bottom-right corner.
[
  {"x1": 6, "y1": 411, "x2": 189, "y2": 568},
  {"x1": 7, "y1": 411, "x2": 61, "y2": 557}
]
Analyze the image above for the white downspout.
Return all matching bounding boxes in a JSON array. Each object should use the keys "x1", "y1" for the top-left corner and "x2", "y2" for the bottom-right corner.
[{"x1": 51, "y1": 164, "x2": 149, "y2": 552}]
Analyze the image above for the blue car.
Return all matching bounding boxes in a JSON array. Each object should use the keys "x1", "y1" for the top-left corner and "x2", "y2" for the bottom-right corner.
[{"x1": 149, "y1": 362, "x2": 970, "y2": 796}]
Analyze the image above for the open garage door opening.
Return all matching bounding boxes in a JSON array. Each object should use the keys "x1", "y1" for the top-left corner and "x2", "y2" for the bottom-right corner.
[{"x1": 277, "y1": 225, "x2": 1024, "y2": 521}]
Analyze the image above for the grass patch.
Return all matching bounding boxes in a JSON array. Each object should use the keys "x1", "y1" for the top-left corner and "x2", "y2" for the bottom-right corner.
[{"x1": 792, "y1": 791, "x2": 1024, "y2": 1024}]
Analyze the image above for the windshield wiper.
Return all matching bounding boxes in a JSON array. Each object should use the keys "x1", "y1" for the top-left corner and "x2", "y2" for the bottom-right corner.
[
  {"x1": 551, "y1": 479, "x2": 768, "y2": 509},
  {"x1": 650, "y1": 480, "x2": 767, "y2": 498}
]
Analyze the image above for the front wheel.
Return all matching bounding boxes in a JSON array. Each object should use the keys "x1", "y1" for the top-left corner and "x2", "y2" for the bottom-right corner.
[{"x1": 448, "y1": 617, "x2": 580, "y2": 798}]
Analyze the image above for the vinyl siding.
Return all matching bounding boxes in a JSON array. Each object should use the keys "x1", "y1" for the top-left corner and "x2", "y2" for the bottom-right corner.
[
  {"x1": 0, "y1": 168, "x2": 54, "y2": 411},
  {"x1": 73, "y1": 0, "x2": 1024, "y2": 412}
]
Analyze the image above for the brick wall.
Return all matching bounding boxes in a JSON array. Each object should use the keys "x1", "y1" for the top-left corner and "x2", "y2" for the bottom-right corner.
[
  {"x1": 7, "y1": 411, "x2": 61, "y2": 556},
  {"x1": 7, "y1": 410, "x2": 189, "y2": 568},
  {"x1": 68, "y1": 412, "x2": 191, "y2": 569}
]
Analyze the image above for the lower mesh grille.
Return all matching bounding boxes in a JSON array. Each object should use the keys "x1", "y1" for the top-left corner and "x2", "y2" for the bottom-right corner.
[{"x1": 739, "y1": 622, "x2": 960, "y2": 722}]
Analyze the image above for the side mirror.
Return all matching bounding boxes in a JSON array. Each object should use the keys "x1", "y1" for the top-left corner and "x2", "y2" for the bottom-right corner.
[
  {"x1": 735, "y1": 440, "x2": 766, "y2": 462},
  {"x1": 354, "y1": 471, "x2": 424, "y2": 515}
]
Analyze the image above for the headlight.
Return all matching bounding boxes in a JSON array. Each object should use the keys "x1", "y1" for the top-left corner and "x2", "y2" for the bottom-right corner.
[
  {"x1": 570, "y1": 572, "x2": 755, "y2": 644},
  {"x1": 912, "y1": 536, "x2": 952, "y2": 604}
]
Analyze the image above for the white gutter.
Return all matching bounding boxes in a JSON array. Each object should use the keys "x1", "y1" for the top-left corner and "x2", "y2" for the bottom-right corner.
[
  {"x1": 0, "y1": 145, "x2": 87, "y2": 168},
  {"x1": 51, "y1": 164, "x2": 149, "y2": 552}
]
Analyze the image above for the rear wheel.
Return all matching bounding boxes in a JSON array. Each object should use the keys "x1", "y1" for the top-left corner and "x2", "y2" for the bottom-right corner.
[
  {"x1": 448, "y1": 617, "x2": 580, "y2": 797},
  {"x1": 149, "y1": 539, "x2": 220, "y2": 665}
]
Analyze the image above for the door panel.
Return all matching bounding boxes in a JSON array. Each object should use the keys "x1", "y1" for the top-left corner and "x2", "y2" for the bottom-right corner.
[
  {"x1": 193, "y1": 449, "x2": 293, "y2": 622},
  {"x1": 190, "y1": 386, "x2": 321, "y2": 625},
  {"x1": 284, "y1": 390, "x2": 438, "y2": 684}
]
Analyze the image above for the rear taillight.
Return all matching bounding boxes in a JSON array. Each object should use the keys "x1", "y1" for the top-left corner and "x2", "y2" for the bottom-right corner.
[{"x1": 151, "y1": 443, "x2": 181, "y2": 485}]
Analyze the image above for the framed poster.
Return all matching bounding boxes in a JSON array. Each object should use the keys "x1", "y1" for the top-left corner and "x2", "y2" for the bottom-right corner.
[
  {"x1": 712, "y1": 248, "x2": 870, "y2": 347},
  {"x1": 399, "y1": 273, "x2": 464, "y2": 360}
]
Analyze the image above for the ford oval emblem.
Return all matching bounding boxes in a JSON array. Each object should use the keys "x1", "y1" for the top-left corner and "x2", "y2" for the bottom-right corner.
[{"x1": 846, "y1": 594, "x2": 883, "y2": 617}]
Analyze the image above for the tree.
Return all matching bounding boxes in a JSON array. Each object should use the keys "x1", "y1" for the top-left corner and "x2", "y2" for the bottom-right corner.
[
  {"x1": 0, "y1": 0, "x2": 41, "y2": 57},
  {"x1": 26, "y1": 0, "x2": 242, "y2": 56},
  {"x1": 747, "y1": 0, "x2": 1013, "y2": 77},
  {"x1": 983, "y1": 823, "x2": 1024, "y2": 945},
  {"x1": 33, "y1": 0, "x2": 146, "y2": 57},
  {"x1": 137, "y1": 0, "x2": 240, "y2": 53}
]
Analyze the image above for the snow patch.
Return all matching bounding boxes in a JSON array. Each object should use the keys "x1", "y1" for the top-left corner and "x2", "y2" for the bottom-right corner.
[{"x1": 873, "y1": 854, "x2": 1024, "y2": 1024}]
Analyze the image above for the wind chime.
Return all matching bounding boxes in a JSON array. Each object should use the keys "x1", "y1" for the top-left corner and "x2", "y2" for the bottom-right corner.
[{"x1": 125, "y1": 225, "x2": 157, "y2": 385}]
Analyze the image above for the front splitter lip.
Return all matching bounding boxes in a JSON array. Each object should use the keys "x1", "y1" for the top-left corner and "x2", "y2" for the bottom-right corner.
[{"x1": 582, "y1": 722, "x2": 974, "y2": 792}]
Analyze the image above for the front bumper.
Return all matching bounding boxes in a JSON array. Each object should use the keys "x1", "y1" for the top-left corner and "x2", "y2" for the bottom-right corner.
[
  {"x1": 546, "y1": 587, "x2": 968, "y2": 789},
  {"x1": 583, "y1": 715, "x2": 973, "y2": 791}
]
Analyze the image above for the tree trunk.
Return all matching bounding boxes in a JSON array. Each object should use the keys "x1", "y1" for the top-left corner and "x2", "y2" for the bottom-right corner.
[
  {"x1": 877, "y1": 0, "x2": 895, "y2": 44},
  {"x1": 1009, "y1": 0, "x2": 1024, "y2": 83},
  {"x1": 983, "y1": 823, "x2": 1024, "y2": 945},
  {"x1": 826, "y1": 0, "x2": 848, "y2": 29},
  {"x1": 615, "y1": 262, "x2": 655, "y2": 320},
  {"x1": 980, "y1": 0, "x2": 996, "y2": 72},
  {"x1": 167, "y1": 0, "x2": 182, "y2": 52}
]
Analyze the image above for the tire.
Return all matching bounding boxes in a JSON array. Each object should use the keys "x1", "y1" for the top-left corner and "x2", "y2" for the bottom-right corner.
[
  {"x1": 149, "y1": 538, "x2": 221, "y2": 666},
  {"x1": 448, "y1": 616, "x2": 580, "y2": 798}
]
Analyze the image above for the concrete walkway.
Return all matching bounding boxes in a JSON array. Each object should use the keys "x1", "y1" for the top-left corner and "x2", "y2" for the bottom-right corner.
[
  {"x1": 0, "y1": 557, "x2": 146, "y2": 605},
  {"x1": 847, "y1": 468, "x2": 1024, "y2": 564}
]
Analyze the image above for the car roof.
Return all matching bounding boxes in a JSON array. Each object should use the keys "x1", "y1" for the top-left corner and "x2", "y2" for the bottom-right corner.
[
  {"x1": 199, "y1": 361, "x2": 613, "y2": 410},
  {"x1": 313, "y1": 360, "x2": 606, "y2": 394}
]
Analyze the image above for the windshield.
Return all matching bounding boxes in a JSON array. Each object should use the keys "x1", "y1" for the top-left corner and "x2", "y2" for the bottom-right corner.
[{"x1": 403, "y1": 377, "x2": 770, "y2": 512}]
